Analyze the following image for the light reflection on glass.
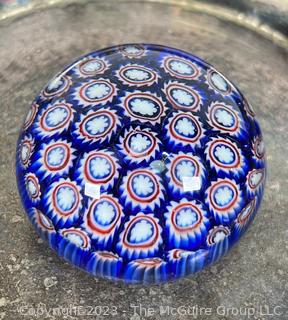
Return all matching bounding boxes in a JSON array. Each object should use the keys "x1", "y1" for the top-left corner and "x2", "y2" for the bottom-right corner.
[
  {"x1": 182, "y1": 176, "x2": 201, "y2": 192},
  {"x1": 84, "y1": 182, "x2": 101, "y2": 199}
]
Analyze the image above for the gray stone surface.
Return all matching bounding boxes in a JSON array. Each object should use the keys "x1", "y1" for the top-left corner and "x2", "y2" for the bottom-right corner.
[{"x1": 0, "y1": 1, "x2": 287, "y2": 319}]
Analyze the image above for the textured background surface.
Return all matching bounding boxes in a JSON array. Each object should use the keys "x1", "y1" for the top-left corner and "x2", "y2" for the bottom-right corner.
[{"x1": 0, "y1": 1, "x2": 288, "y2": 319}]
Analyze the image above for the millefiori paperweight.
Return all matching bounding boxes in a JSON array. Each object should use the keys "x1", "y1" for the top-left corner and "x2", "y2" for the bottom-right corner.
[{"x1": 16, "y1": 44, "x2": 266, "y2": 283}]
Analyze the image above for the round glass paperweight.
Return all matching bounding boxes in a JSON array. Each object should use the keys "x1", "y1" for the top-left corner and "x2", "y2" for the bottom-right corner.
[{"x1": 16, "y1": 44, "x2": 266, "y2": 283}]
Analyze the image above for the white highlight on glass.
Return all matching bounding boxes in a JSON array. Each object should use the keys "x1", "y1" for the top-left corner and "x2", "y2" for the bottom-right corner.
[
  {"x1": 182, "y1": 176, "x2": 201, "y2": 192},
  {"x1": 84, "y1": 183, "x2": 101, "y2": 199}
]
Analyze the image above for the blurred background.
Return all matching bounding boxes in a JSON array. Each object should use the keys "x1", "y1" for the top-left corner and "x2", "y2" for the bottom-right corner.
[
  {"x1": 0, "y1": 0, "x2": 287, "y2": 39},
  {"x1": 0, "y1": 1, "x2": 287, "y2": 320}
]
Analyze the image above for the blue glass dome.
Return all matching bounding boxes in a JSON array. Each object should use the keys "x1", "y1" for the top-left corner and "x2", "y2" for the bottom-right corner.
[{"x1": 16, "y1": 44, "x2": 266, "y2": 283}]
